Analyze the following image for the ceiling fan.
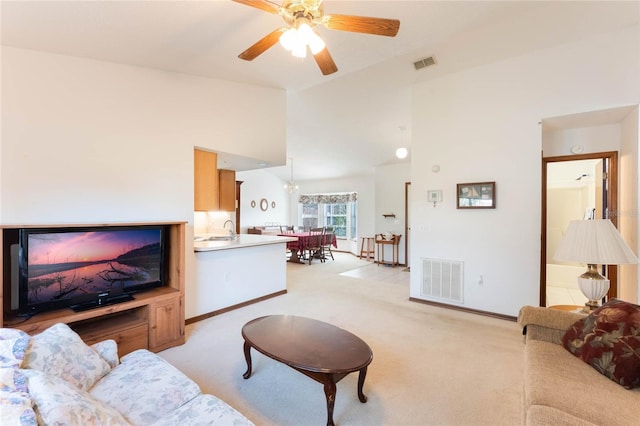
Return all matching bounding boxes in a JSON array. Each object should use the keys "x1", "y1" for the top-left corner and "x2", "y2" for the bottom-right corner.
[{"x1": 232, "y1": 0, "x2": 400, "y2": 75}]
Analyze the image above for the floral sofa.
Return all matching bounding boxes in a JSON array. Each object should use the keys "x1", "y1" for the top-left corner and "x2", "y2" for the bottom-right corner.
[
  {"x1": 1, "y1": 323, "x2": 253, "y2": 425},
  {"x1": 517, "y1": 299, "x2": 640, "y2": 425}
]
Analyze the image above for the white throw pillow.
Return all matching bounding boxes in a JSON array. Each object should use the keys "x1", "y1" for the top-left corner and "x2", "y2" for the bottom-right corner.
[
  {"x1": 22, "y1": 323, "x2": 110, "y2": 391},
  {"x1": 91, "y1": 340, "x2": 120, "y2": 369},
  {"x1": 22, "y1": 369, "x2": 130, "y2": 425}
]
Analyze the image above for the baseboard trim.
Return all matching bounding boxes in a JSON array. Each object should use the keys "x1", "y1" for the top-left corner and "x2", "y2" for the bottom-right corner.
[
  {"x1": 409, "y1": 297, "x2": 517, "y2": 322},
  {"x1": 186, "y1": 290, "x2": 288, "y2": 325}
]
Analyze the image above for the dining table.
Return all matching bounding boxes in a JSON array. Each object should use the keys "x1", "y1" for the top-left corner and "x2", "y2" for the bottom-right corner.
[{"x1": 279, "y1": 232, "x2": 337, "y2": 264}]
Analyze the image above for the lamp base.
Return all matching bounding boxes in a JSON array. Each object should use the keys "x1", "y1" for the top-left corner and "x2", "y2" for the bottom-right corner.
[
  {"x1": 581, "y1": 299, "x2": 602, "y2": 314},
  {"x1": 577, "y1": 264, "x2": 609, "y2": 313}
]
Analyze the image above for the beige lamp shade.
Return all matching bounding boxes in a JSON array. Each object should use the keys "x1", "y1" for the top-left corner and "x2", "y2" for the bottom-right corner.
[
  {"x1": 553, "y1": 219, "x2": 639, "y2": 265},
  {"x1": 554, "y1": 219, "x2": 638, "y2": 312}
]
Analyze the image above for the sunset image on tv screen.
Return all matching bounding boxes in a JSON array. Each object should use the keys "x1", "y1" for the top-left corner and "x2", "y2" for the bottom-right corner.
[{"x1": 26, "y1": 228, "x2": 162, "y2": 304}]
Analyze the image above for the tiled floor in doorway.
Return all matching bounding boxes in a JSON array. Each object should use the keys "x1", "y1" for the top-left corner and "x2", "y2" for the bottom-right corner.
[{"x1": 339, "y1": 262, "x2": 409, "y2": 286}]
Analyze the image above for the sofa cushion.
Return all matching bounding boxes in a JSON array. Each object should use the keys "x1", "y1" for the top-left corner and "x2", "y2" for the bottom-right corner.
[
  {"x1": 562, "y1": 298, "x2": 640, "y2": 388},
  {"x1": 22, "y1": 368, "x2": 130, "y2": 425},
  {"x1": 1, "y1": 329, "x2": 37, "y2": 425},
  {"x1": 525, "y1": 339, "x2": 640, "y2": 425},
  {"x1": 0, "y1": 368, "x2": 37, "y2": 426},
  {"x1": 526, "y1": 405, "x2": 596, "y2": 426},
  {"x1": 90, "y1": 349, "x2": 201, "y2": 425},
  {"x1": 22, "y1": 323, "x2": 111, "y2": 391},
  {"x1": 0, "y1": 328, "x2": 30, "y2": 368},
  {"x1": 150, "y1": 394, "x2": 253, "y2": 426},
  {"x1": 1, "y1": 367, "x2": 28, "y2": 396}
]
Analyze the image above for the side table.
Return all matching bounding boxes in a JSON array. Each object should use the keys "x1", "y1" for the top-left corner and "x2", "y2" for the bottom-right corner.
[
  {"x1": 548, "y1": 305, "x2": 586, "y2": 314},
  {"x1": 375, "y1": 234, "x2": 401, "y2": 267}
]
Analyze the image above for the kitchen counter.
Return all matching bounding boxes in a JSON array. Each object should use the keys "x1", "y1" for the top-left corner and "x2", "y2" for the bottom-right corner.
[
  {"x1": 188, "y1": 233, "x2": 296, "y2": 321},
  {"x1": 194, "y1": 234, "x2": 296, "y2": 252}
]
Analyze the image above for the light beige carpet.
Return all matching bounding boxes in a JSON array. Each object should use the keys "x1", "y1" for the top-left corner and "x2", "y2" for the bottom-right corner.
[{"x1": 160, "y1": 253, "x2": 524, "y2": 426}]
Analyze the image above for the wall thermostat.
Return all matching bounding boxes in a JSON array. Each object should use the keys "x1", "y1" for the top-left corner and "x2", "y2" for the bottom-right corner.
[{"x1": 427, "y1": 190, "x2": 443, "y2": 207}]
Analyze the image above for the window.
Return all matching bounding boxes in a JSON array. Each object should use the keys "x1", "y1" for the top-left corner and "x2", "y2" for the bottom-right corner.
[
  {"x1": 325, "y1": 203, "x2": 348, "y2": 237},
  {"x1": 301, "y1": 203, "x2": 319, "y2": 230},
  {"x1": 298, "y1": 193, "x2": 357, "y2": 240}
]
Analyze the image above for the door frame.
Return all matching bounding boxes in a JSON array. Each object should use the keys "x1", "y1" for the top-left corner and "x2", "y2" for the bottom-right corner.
[
  {"x1": 540, "y1": 151, "x2": 618, "y2": 306},
  {"x1": 235, "y1": 180, "x2": 243, "y2": 234},
  {"x1": 404, "y1": 182, "x2": 411, "y2": 269}
]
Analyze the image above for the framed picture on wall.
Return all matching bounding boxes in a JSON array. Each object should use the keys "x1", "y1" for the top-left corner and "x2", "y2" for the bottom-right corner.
[{"x1": 456, "y1": 182, "x2": 496, "y2": 209}]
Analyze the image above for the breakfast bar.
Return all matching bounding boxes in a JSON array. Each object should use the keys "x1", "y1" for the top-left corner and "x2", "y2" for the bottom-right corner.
[{"x1": 190, "y1": 234, "x2": 296, "y2": 321}]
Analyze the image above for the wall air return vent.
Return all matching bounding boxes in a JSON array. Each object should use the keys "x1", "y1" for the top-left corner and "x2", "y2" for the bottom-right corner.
[
  {"x1": 421, "y1": 257, "x2": 463, "y2": 303},
  {"x1": 414, "y1": 56, "x2": 436, "y2": 70}
]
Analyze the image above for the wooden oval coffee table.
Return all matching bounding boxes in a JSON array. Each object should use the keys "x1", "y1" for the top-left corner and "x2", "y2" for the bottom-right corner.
[{"x1": 242, "y1": 315, "x2": 373, "y2": 426}]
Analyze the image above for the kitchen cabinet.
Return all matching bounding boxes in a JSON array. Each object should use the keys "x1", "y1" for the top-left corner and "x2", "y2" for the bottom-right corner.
[
  {"x1": 218, "y1": 169, "x2": 236, "y2": 212},
  {"x1": 194, "y1": 149, "x2": 219, "y2": 211},
  {"x1": 194, "y1": 149, "x2": 236, "y2": 212}
]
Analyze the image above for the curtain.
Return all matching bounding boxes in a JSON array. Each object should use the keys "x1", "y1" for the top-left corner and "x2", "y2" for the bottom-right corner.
[{"x1": 299, "y1": 192, "x2": 357, "y2": 204}]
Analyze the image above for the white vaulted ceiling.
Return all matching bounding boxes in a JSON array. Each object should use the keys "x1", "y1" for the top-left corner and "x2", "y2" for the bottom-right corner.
[{"x1": 2, "y1": 1, "x2": 637, "y2": 180}]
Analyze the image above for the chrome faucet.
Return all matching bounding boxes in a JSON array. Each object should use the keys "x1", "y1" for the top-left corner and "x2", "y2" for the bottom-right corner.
[{"x1": 224, "y1": 220, "x2": 236, "y2": 236}]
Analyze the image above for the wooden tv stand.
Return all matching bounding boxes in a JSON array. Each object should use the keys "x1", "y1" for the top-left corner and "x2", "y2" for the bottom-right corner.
[{"x1": 1, "y1": 222, "x2": 186, "y2": 357}]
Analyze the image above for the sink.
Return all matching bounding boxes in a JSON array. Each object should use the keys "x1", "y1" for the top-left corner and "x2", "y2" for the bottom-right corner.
[
  {"x1": 194, "y1": 235, "x2": 238, "y2": 242},
  {"x1": 206, "y1": 235, "x2": 238, "y2": 241}
]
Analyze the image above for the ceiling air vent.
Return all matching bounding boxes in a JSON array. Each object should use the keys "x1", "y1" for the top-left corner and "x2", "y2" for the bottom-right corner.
[{"x1": 414, "y1": 56, "x2": 436, "y2": 70}]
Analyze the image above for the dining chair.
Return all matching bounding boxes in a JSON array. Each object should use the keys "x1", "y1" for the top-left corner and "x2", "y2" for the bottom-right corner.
[
  {"x1": 306, "y1": 227, "x2": 325, "y2": 264},
  {"x1": 278, "y1": 226, "x2": 294, "y2": 260},
  {"x1": 322, "y1": 227, "x2": 335, "y2": 261},
  {"x1": 279, "y1": 225, "x2": 294, "y2": 234}
]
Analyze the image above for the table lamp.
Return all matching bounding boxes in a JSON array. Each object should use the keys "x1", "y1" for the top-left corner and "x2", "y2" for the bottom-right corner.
[{"x1": 553, "y1": 219, "x2": 639, "y2": 313}]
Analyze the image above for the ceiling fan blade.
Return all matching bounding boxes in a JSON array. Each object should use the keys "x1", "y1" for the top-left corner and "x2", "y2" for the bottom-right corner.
[
  {"x1": 313, "y1": 47, "x2": 338, "y2": 76},
  {"x1": 239, "y1": 28, "x2": 288, "y2": 61},
  {"x1": 232, "y1": 0, "x2": 281, "y2": 15},
  {"x1": 323, "y1": 14, "x2": 400, "y2": 37}
]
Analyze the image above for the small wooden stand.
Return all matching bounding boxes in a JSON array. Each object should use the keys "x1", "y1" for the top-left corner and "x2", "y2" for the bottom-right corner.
[
  {"x1": 359, "y1": 237, "x2": 375, "y2": 261},
  {"x1": 375, "y1": 234, "x2": 402, "y2": 267}
]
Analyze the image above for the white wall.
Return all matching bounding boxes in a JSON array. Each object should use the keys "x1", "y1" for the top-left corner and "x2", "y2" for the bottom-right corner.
[
  {"x1": 410, "y1": 25, "x2": 639, "y2": 316},
  {"x1": 1, "y1": 47, "x2": 287, "y2": 317},
  {"x1": 236, "y1": 169, "x2": 290, "y2": 232},
  {"x1": 620, "y1": 108, "x2": 640, "y2": 302},
  {"x1": 543, "y1": 124, "x2": 622, "y2": 157}
]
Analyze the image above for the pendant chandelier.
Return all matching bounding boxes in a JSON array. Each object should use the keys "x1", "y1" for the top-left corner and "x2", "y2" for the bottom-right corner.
[
  {"x1": 395, "y1": 125, "x2": 408, "y2": 159},
  {"x1": 284, "y1": 158, "x2": 299, "y2": 194}
]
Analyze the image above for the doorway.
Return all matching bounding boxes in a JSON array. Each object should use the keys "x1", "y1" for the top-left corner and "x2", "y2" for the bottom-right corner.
[{"x1": 541, "y1": 151, "x2": 618, "y2": 307}]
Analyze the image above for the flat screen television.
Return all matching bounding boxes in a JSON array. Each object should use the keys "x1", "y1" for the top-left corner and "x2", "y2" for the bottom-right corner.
[{"x1": 16, "y1": 225, "x2": 166, "y2": 315}]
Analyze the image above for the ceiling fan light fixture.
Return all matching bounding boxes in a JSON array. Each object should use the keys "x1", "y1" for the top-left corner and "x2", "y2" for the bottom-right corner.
[
  {"x1": 279, "y1": 28, "x2": 297, "y2": 51},
  {"x1": 234, "y1": 0, "x2": 400, "y2": 75},
  {"x1": 292, "y1": 42, "x2": 307, "y2": 58},
  {"x1": 297, "y1": 22, "x2": 314, "y2": 44},
  {"x1": 308, "y1": 31, "x2": 326, "y2": 54}
]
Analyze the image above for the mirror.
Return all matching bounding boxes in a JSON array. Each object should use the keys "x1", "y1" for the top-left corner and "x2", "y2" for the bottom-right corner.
[{"x1": 260, "y1": 198, "x2": 268, "y2": 211}]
